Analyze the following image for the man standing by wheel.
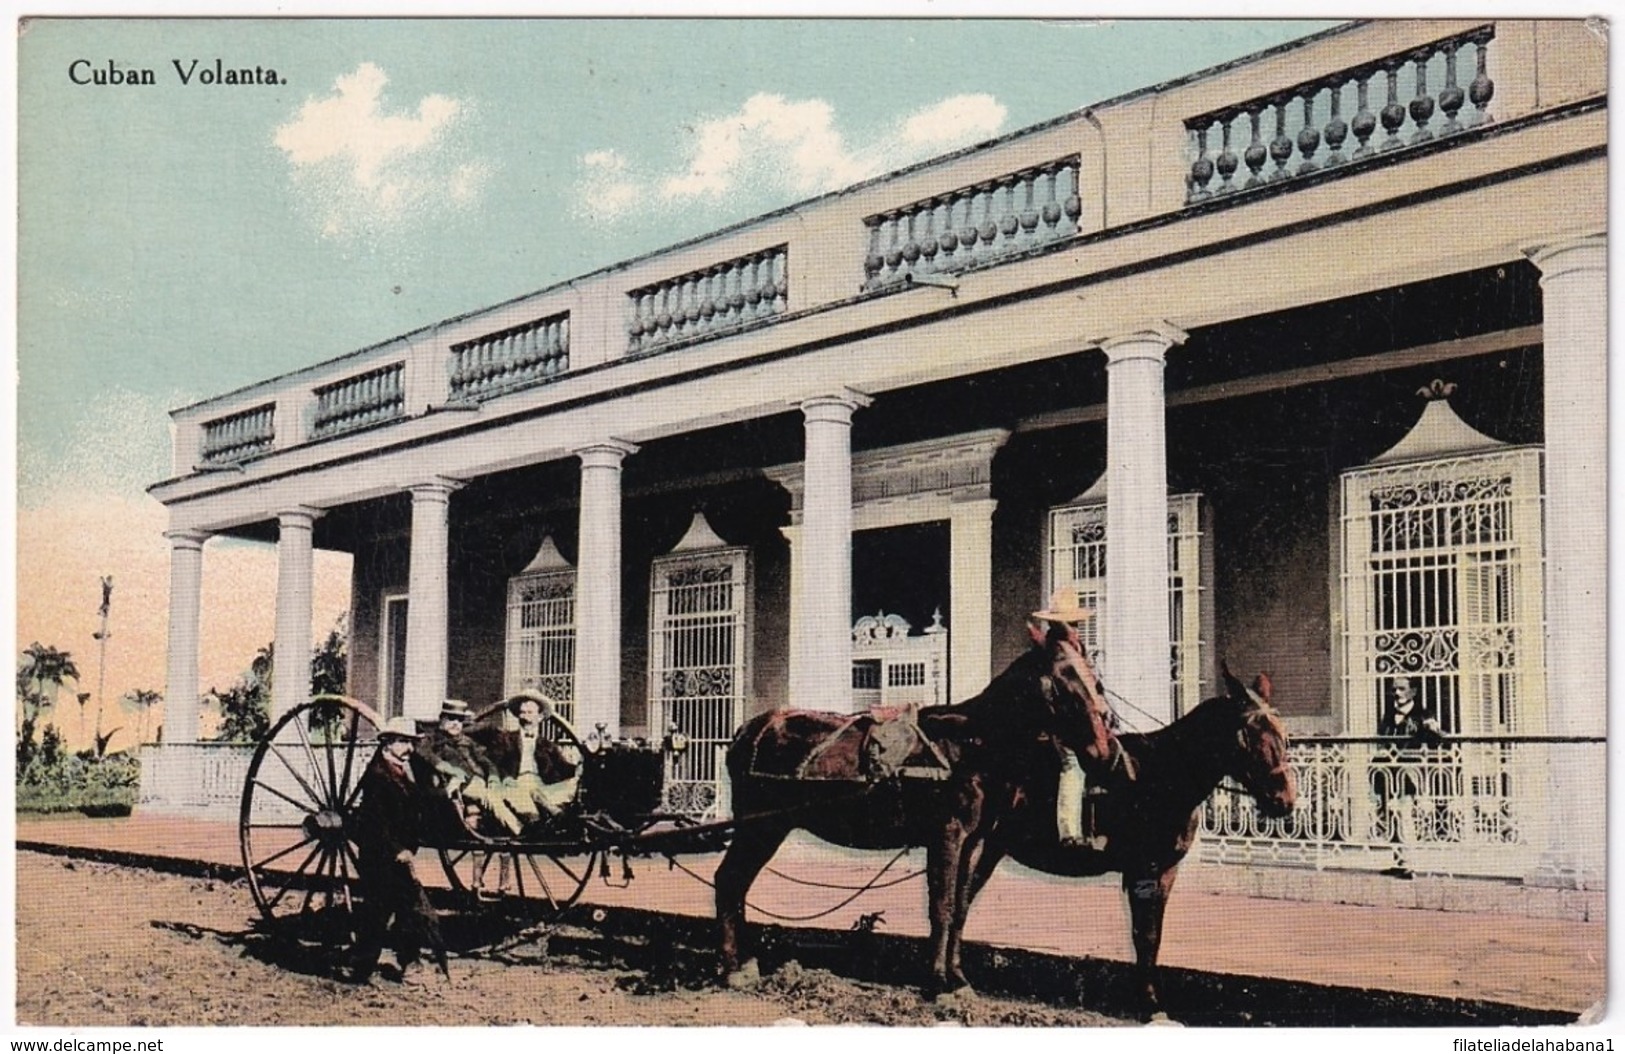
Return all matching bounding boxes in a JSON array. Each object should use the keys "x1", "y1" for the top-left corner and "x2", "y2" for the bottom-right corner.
[{"x1": 348, "y1": 716, "x2": 449, "y2": 986}]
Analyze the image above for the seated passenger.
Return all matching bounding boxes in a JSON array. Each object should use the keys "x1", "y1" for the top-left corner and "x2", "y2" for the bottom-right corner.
[
  {"x1": 416, "y1": 699, "x2": 521, "y2": 837},
  {"x1": 477, "y1": 693, "x2": 580, "y2": 830}
]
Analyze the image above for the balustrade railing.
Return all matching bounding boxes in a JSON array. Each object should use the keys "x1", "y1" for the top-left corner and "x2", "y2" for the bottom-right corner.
[
  {"x1": 628, "y1": 246, "x2": 789, "y2": 354},
  {"x1": 451, "y1": 312, "x2": 571, "y2": 402},
  {"x1": 1198, "y1": 735, "x2": 1600, "y2": 879},
  {"x1": 864, "y1": 156, "x2": 1081, "y2": 290},
  {"x1": 136, "y1": 742, "x2": 258, "y2": 820},
  {"x1": 200, "y1": 404, "x2": 275, "y2": 464},
  {"x1": 1185, "y1": 26, "x2": 1495, "y2": 203},
  {"x1": 312, "y1": 362, "x2": 406, "y2": 439}
]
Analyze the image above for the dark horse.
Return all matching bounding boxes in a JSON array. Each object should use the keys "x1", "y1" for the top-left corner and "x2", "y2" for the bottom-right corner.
[
  {"x1": 715, "y1": 622, "x2": 1124, "y2": 997},
  {"x1": 959, "y1": 665, "x2": 1296, "y2": 1019}
]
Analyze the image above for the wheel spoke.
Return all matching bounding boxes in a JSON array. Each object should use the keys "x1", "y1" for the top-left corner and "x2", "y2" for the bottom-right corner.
[
  {"x1": 250, "y1": 832, "x2": 318, "y2": 871},
  {"x1": 340, "y1": 839, "x2": 364, "y2": 885},
  {"x1": 337, "y1": 710, "x2": 362, "y2": 808},
  {"x1": 264, "y1": 841, "x2": 325, "y2": 912},
  {"x1": 318, "y1": 847, "x2": 337, "y2": 914},
  {"x1": 527, "y1": 855, "x2": 559, "y2": 910},
  {"x1": 291, "y1": 715, "x2": 333, "y2": 807},
  {"x1": 337, "y1": 851, "x2": 355, "y2": 915},
  {"x1": 549, "y1": 854, "x2": 589, "y2": 887},
  {"x1": 265, "y1": 743, "x2": 326, "y2": 812},
  {"x1": 251, "y1": 777, "x2": 318, "y2": 817},
  {"x1": 321, "y1": 712, "x2": 340, "y2": 808},
  {"x1": 298, "y1": 847, "x2": 333, "y2": 917}
]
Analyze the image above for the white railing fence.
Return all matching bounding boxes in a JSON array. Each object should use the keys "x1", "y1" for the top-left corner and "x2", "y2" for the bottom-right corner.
[{"x1": 1199, "y1": 735, "x2": 1604, "y2": 880}]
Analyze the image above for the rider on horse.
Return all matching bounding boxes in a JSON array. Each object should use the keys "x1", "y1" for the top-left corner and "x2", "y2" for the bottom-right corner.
[{"x1": 1030, "y1": 588, "x2": 1136, "y2": 847}]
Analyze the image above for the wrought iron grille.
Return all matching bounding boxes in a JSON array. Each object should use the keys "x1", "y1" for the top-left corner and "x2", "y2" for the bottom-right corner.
[
  {"x1": 503, "y1": 569, "x2": 577, "y2": 729},
  {"x1": 1339, "y1": 449, "x2": 1545, "y2": 738},
  {"x1": 648, "y1": 548, "x2": 750, "y2": 820},
  {"x1": 1046, "y1": 492, "x2": 1208, "y2": 723}
]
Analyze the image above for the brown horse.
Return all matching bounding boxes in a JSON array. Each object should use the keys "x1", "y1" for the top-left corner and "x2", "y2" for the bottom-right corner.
[
  {"x1": 715, "y1": 622, "x2": 1123, "y2": 996},
  {"x1": 959, "y1": 665, "x2": 1296, "y2": 1019}
]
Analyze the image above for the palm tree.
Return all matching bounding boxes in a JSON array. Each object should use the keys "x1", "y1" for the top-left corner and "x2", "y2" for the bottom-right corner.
[
  {"x1": 120, "y1": 688, "x2": 163, "y2": 746},
  {"x1": 19, "y1": 643, "x2": 79, "y2": 726}
]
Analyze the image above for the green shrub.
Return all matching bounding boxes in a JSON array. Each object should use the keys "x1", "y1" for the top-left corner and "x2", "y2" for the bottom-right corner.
[{"x1": 15, "y1": 750, "x2": 140, "y2": 816}]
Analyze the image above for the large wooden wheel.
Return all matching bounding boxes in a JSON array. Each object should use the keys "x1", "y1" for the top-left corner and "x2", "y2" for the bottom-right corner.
[
  {"x1": 437, "y1": 843, "x2": 601, "y2": 921},
  {"x1": 435, "y1": 691, "x2": 600, "y2": 922},
  {"x1": 239, "y1": 695, "x2": 381, "y2": 946}
]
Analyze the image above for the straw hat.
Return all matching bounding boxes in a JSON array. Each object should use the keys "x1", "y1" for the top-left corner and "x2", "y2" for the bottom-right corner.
[
  {"x1": 379, "y1": 716, "x2": 421, "y2": 741},
  {"x1": 1032, "y1": 586, "x2": 1095, "y2": 623},
  {"x1": 438, "y1": 699, "x2": 473, "y2": 722},
  {"x1": 508, "y1": 690, "x2": 558, "y2": 716}
]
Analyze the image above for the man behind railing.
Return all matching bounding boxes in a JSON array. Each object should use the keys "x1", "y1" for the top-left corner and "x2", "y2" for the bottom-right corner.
[{"x1": 1375, "y1": 678, "x2": 1444, "y2": 878}]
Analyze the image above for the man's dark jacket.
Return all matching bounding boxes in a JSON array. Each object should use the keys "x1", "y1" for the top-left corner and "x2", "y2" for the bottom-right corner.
[{"x1": 475, "y1": 726, "x2": 578, "y2": 784}]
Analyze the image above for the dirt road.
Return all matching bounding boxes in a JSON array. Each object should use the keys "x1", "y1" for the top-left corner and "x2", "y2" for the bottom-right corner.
[{"x1": 14, "y1": 850, "x2": 1131, "y2": 1027}]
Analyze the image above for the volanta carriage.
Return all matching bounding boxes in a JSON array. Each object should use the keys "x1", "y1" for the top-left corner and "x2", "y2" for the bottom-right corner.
[{"x1": 238, "y1": 690, "x2": 727, "y2": 945}]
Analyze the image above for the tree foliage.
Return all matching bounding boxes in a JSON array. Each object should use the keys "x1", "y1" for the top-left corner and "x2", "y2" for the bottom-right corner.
[
  {"x1": 311, "y1": 619, "x2": 348, "y2": 697},
  {"x1": 209, "y1": 644, "x2": 272, "y2": 744},
  {"x1": 120, "y1": 688, "x2": 163, "y2": 747},
  {"x1": 18, "y1": 643, "x2": 78, "y2": 724},
  {"x1": 209, "y1": 616, "x2": 349, "y2": 743}
]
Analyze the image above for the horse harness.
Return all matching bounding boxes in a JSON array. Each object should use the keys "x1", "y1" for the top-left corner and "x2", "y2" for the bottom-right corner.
[{"x1": 743, "y1": 707, "x2": 954, "y2": 784}]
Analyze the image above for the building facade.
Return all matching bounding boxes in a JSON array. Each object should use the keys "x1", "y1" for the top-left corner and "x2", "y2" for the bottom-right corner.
[{"x1": 144, "y1": 20, "x2": 1606, "y2": 896}]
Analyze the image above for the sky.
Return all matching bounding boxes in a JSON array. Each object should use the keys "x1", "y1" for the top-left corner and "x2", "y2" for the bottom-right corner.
[{"x1": 14, "y1": 16, "x2": 1343, "y2": 750}]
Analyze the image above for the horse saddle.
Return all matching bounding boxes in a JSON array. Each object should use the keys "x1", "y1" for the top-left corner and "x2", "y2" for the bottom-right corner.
[{"x1": 745, "y1": 706, "x2": 951, "y2": 783}]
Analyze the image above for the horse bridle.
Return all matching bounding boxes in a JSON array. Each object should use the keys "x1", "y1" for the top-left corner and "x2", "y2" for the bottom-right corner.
[{"x1": 1227, "y1": 697, "x2": 1292, "y2": 795}]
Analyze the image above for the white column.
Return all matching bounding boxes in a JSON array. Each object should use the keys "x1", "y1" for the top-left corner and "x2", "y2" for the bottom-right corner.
[
  {"x1": 1528, "y1": 234, "x2": 1606, "y2": 888},
  {"x1": 1100, "y1": 324, "x2": 1186, "y2": 727},
  {"x1": 949, "y1": 498, "x2": 998, "y2": 702},
  {"x1": 162, "y1": 529, "x2": 209, "y2": 743},
  {"x1": 404, "y1": 478, "x2": 463, "y2": 722},
  {"x1": 272, "y1": 507, "x2": 323, "y2": 721},
  {"x1": 779, "y1": 522, "x2": 804, "y2": 709},
  {"x1": 790, "y1": 391, "x2": 870, "y2": 713},
  {"x1": 576, "y1": 440, "x2": 639, "y2": 740}
]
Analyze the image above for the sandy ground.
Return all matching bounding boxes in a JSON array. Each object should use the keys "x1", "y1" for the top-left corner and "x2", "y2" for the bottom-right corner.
[{"x1": 14, "y1": 851, "x2": 1132, "y2": 1028}]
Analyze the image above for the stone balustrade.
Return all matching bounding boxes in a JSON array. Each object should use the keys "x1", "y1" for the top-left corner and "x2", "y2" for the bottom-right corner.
[
  {"x1": 312, "y1": 361, "x2": 406, "y2": 439},
  {"x1": 450, "y1": 311, "x2": 571, "y2": 403},
  {"x1": 863, "y1": 156, "x2": 1081, "y2": 290},
  {"x1": 627, "y1": 246, "x2": 789, "y2": 354},
  {"x1": 1186, "y1": 25, "x2": 1495, "y2": 202},
  {"x1": 168, "y1": 20, "x2": 1586, "y2": 478},
  {"x1": 199, "y1": 403, "x2": 275, "y2": 465}
]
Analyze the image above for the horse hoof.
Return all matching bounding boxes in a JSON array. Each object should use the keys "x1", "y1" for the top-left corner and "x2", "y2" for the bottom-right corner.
[
  {"x1": 1144, "y1": 1011, "x2": 1182, "y2": 1027},
  {"x1": 725, "y1": 959, "x2": 762, "y2": 990},
  {"x1": 932, "y1": 985, "x2": 977, "y2": 1008}
]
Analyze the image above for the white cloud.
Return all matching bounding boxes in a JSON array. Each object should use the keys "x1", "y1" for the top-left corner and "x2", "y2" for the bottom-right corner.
[
  {"x1": 573, "y1": 92, "x2": 1008, "y2": 224},
  {"x1": 274, "y1": 62, "x2": 492, "y2": 240},
  {"x1": 900, "y1": 95, "x2": 1008, "y2": 152}
]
